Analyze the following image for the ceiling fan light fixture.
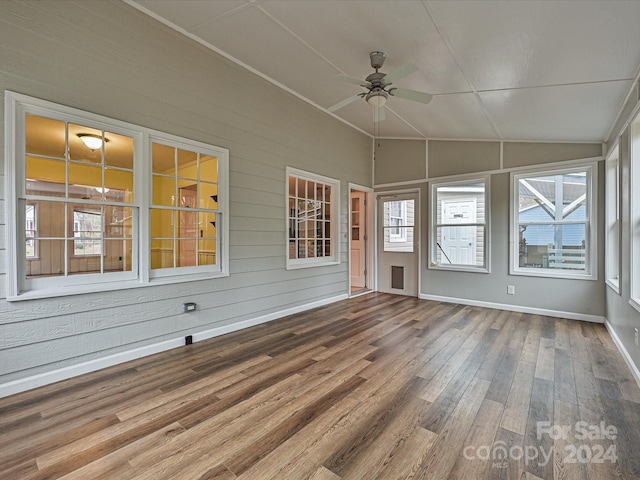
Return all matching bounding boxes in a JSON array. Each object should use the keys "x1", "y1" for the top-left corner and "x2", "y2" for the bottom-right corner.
[{"x1": 366, "y1": 90, "x2": 388, "y2": 108}]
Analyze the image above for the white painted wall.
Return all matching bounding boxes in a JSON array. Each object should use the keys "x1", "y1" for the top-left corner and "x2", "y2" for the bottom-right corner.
[{"x1": 0, "y1": 1, "x2": 371, "y2": 394}]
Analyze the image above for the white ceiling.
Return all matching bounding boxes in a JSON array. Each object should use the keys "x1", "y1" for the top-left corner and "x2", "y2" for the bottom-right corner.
[{"x1": 128, "y1": 0, "x2": 640, "y2": 142}]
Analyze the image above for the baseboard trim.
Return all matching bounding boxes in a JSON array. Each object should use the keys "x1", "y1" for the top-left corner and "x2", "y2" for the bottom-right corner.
[
  {"x1": 419, "y1": 293, "x2": 606, "y2": 324},
  {"x1": 604, "y1": 319, "x2": 640, "y2": 389},
  {"x1": 191, "y1": 294, "x2": 349, "y2": 343},
  {"x1": 0, "y1": 293, "x2": 348, "y2": 399}
]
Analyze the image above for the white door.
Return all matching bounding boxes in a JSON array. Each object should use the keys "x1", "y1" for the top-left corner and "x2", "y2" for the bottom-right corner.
[
  {"x1": 441, "y1": 199, "x2": 476, "y2": 265},
  {"x1": 350, "y1": 191, "x2": 366, "y2": 288},
  {"x1": 378, "y1": 192, "x2": 419, "y2": 296}
]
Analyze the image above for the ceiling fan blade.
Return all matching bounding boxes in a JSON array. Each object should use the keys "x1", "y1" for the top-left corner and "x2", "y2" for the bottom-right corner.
[
  {"x1": 373, "y1": 106, "x2": 385, "y2": 123},
  {"x1": 389, "y1": 87, "x2": 433, "y2": 104},
  {"x1": 333, "y1": 74, "x2": 370, "y2": 87},
  {"x1": 328, "y1": 94, "x2": 362, "y2": 113},
  {"x1": 383, "y1": 63, "x2": 418, "y2": 84}
]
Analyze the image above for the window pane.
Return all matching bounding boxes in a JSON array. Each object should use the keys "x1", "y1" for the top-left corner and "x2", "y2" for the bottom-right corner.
[
  {"x1": 177, "y1": 149, "x2": 198, "y2": 179},
  {"x1": 384, "y1": 200, "x2": 415, "y2": 227},
  {"x1": 68, "y1": 124, "x2": 103, "y2": 164},
  {"x1": 518, "y1": 173, "x2": 587, "y2": 222},
  {"x1": 519, "y1": 223, "x2": 586, "y2": 270},
  {"x1": 150, "y1": 209, "x2": 174, "y2": 239},
  {"x1": 69, "y1": 163, "x2": 102, "y2": 197},
  {"x1": 324, "y1": 202, "x2": 331, "y2": 220},
  {"x1": 34, "y1": 200, "x2": 66, "y2": 237},
  {"x1": 26, "y1": 157, "x2": 66, "y2": 197},
  {"x1": 436, "y1": 184, "x2": 483, "y2": 225},
  {"x1": 104, "y1": 239, "x2": 132, "y2": 272},
  {"x1": 177, "y1": 238, "x2": 196, "y2": 267},
  {"x1": 199, "y1": 155, "x2": 218, "y2": 183},
  {"x1": 105, "y1": 168, "x2": 134, "y2": 202},
  {"x1": 151, "y1": 239, "x2": 174, "y2": 269},
  {"x1": 199, "y1": 238, "x2": 216, "y2": 265},
  {"x1": 105, "y1": 132, "x2": 134, "y2": 169},
  {"x1": 297, "y1": 178, "x2": 306, "y2": 199},
  {"x1": 73, "y1": 207, "x2": 102, "y2": 256},
  {"x1": 178, "y1": 209, "x2": 197, "y2": 242},
  {"x1": 105, "y1": 206, "x2": 133, "y2": 239},
  {"x1": 306, "y1": 239, "x2": 316, "y2": 257},
  {"x1": 25, "y1": 114, "x2": 66, "y2": 158},
  {"x1": 435, "y1": 225, "x2": 484, "y2": 266},
  {"x1": 26, "y1": 202, "x2": 38, "y2": 259},
  {"x1": 198, "y1": 212, "x2": 216, "y2": 238},
  {"x1": 200, "y1": 182, "x2": 218, "y2": 209},
  {"x1": 384, "y1": 227, "x2": 414, "y2": 252},
  {"x1": 178, "y1": 184, "x2": 197, "y2": 207},
  {"x1": 26, "y1": 240, "x2": 65, "y2": 278},
  {"x1": 152, "y1": 143, "x2": 175, "y2": 175},
  {"x1": 297, "y1": 240, "x2": 306, "y2": 258},
  {"x1": 153, "y1": 175, "x2": 176, "y2": 206}
]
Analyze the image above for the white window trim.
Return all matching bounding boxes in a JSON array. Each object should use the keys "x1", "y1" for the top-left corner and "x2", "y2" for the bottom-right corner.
[
  {"x1": 285, "y1": 166, "x2": 340, "y2": 270},
  {"x1": 605, "y1": 145, "x2": 620, "y2": 294},
  {"x1": 5, "y1": 91, "x2": 229, "y2": 301},
  {"x1": 147, "y1": 133, "x2": 228, "y2": 280},
  {"x1": 630, "y1": 117, "x2": 640, "y2": 313},
  {"x1": 510, "y1": 163, "x2": 597, "y2": 281},
  {"x1": 428, "y1": 174, "x2": 491, "y2": 274}
]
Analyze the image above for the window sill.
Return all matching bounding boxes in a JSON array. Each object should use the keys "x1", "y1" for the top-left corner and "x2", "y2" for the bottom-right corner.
[
  {"x1": 286, "y1": 259, "x2": 340, "y2": 270},
  {"x1": 510, "y1": 267, "x2": 596, "y2": 281},
  {"x1": 7, "y1": 271, "x2": 230, "y2": 302},
  {"x1": 428, "y1": 263, "x2": 489, "y2": 274},
  {"x1": 629, "y1": 298, "x2": 640, "y2": 315}
]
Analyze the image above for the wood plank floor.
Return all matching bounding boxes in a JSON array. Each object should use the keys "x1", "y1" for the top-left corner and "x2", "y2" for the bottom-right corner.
[{"x1": 1, "y1": 293, "x2": 640, "y2": 480}]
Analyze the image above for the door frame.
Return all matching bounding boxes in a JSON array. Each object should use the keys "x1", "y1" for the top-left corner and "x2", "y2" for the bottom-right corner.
[
  {"x1": 376, "y1": 188, "x2": 421, "y2": 297},
  {"x1": 348, "y1": 183, "x2": 375, "y2": 296}
]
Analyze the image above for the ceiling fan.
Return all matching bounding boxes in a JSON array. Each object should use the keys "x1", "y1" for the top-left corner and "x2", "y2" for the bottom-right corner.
[{"x1": 328, "y1": 51, "x2": 433, "y2": 122}]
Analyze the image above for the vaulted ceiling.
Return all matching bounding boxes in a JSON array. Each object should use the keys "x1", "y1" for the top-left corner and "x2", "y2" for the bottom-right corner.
[{"x1": 128, "y1": 0, "x2": 640, "y2": 142}]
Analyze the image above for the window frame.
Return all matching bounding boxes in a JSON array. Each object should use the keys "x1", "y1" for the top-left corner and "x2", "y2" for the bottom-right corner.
[
  {"x1": 148, "y1": 134, "x2": 226, "y2": 279},
  {"x1": 510, "y1": 163, "x2": 597, "y2": 281},
  {"x1": 605, "y1": 145, "x2": 621, "y2": 293},
  {"x1": 5, "y1": 91, "x2": 229, "y2": 301},
  {"x1": 429, "y1": 175, "x2": 491, "y2": 273},
  {"x1": 630, "y1": 116, "x2": 640, "y2": 312},
  {"x1": 285, "y1": 167, "x2": 340, "y2": 270}
]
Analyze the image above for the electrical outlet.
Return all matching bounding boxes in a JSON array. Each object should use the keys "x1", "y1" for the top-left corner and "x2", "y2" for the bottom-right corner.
[
  {"x1": 184, "y1": 302, "x2": 197, "y2": 313},
  {"x1": 507, "y1": 285, "x2": 515, "y2": 295},
  {"x1": 635, "y1": 328, "x2": 639, "y2": 347},
  {"x1": 185, "y1": 335, "x2": 193, "y2": 345}
]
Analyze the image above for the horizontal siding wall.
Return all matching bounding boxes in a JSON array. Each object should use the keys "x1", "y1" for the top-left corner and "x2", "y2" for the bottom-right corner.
[{"x1": 0, "y1": 1, "x2": 371, "y2": 389}]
